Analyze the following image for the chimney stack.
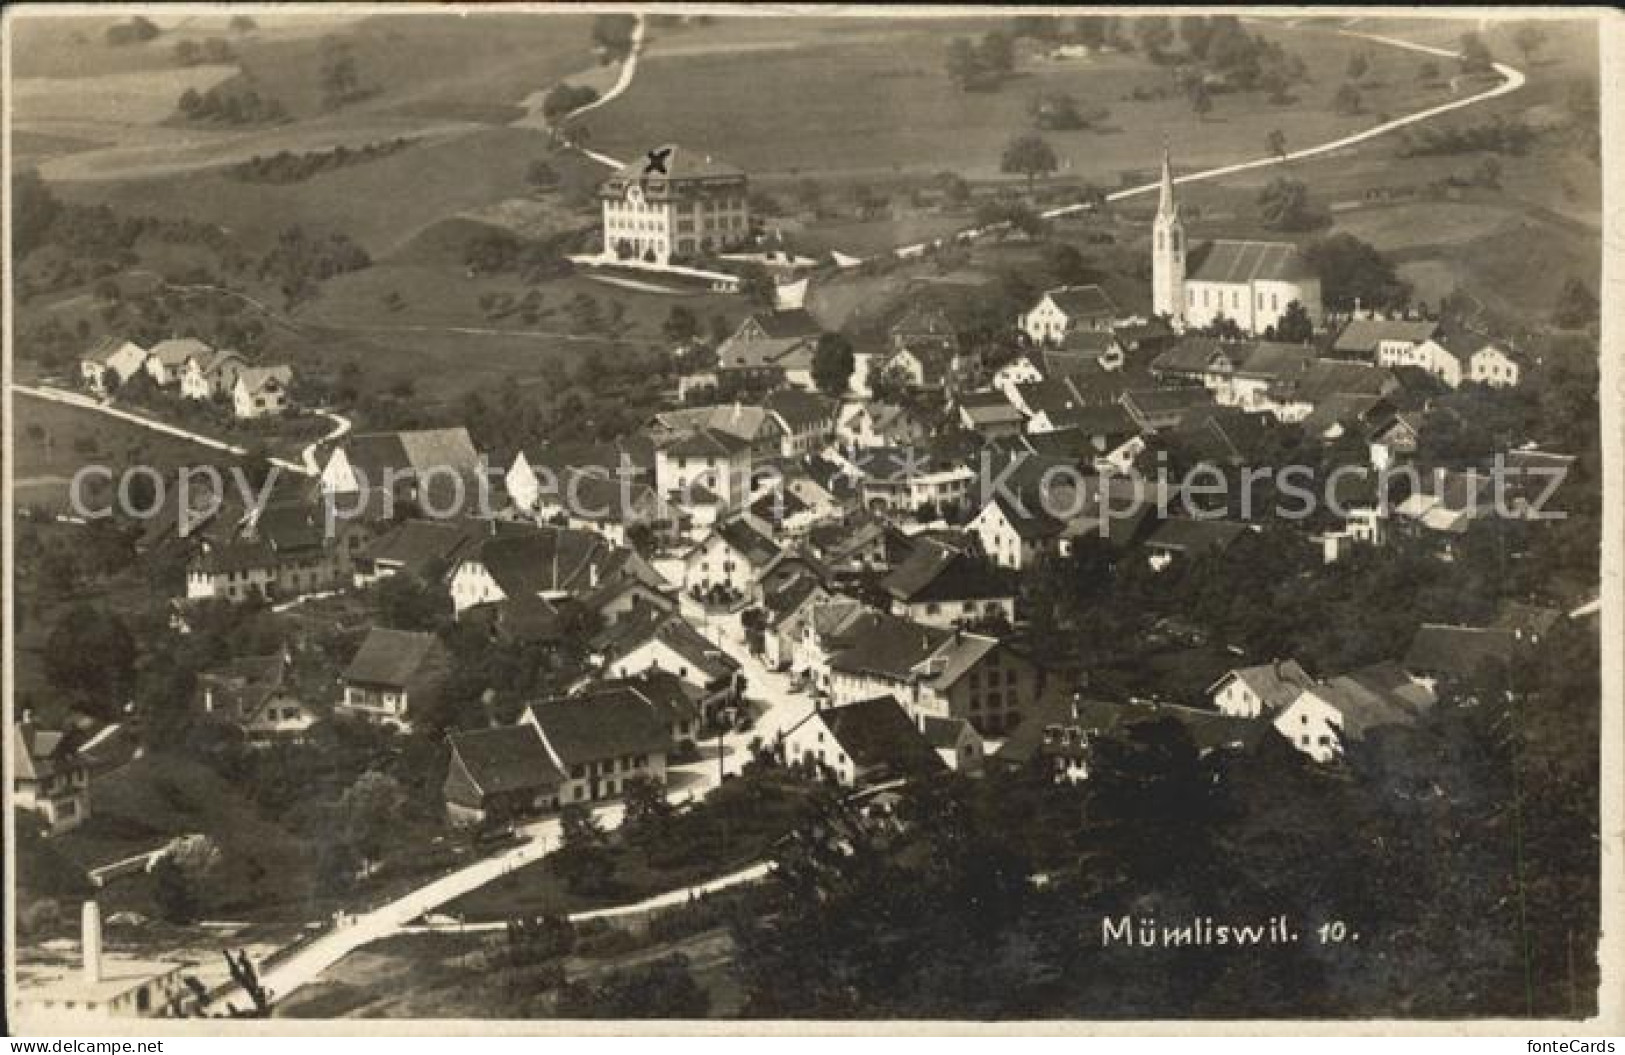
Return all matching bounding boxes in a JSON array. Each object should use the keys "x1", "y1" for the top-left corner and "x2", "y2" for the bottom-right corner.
[{"x1": 82, "y1": 900, "x2": 104, "y2": 985}]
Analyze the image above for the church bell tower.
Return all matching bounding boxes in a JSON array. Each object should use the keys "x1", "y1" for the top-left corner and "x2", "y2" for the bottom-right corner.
[{"x1": 1151, "y1": 143, "x2": 1186, "y2": 329}]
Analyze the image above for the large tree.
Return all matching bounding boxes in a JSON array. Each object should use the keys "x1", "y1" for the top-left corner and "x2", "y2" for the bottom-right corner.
[
  {"x1": 811, "y1": 332, "x2": 856, "y2": 397},
  {"x1": 1256, "y1": 176, "x2": 1320, "y2": 231},
  {"x1": 1303, "y1": 233, "x2": 1411, "y2": 312},
  {"x1": 1000, "y1": 133, "x2": 1059, "y2": 195},
  {"x1": 43, "y1": 605, "x2": 137, "y2": 718},
  {"x1": 340, "y1": 770, "x2": 406, "y2": 876}
]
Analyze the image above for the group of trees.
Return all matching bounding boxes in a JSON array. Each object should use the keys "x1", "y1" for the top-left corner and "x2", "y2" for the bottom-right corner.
[
  {"x1": 541, "y1": 83, "x2": 599, "y2": 121},
  {"x1": 1138, "y1": 14, "x2": 1307, "y2": 103},
  {"x1": 318, "y1": 36, "x2": 369, "y2": 111},
  {"x1": 945, "y1": 30, "x2": 1017, "y2": 92},
  {"x1": 229, "y1": 139, "x2": 413, "y2": 184},
  {"x1": 105, "y1": 16, "x2": 161, "y2": 46},
  {"x1": 591, "y1": 13, "x2": 638, "y2": 61},
  {"x1": 1255, "y1": 177, "x2": 1326, "y2": 233},
  {"x1": 177, "y1": 83, "x2": 289, "y2": 126},
  {"x1": 1303, "y1": 232, "x2": 1412, "y2": 312},
  {"x1": 999, "y1": 134, "x2": 1059, "y2": 194},
  {"x1": 1028, "y1": 92, "x2": 1109, "y2": 132},
  {"x1": 1398, "y1": 115, "x2": 1537, "y2": 158},
  {"x1": 257, "y1": 224, "x2": 372, "y2": 309}
]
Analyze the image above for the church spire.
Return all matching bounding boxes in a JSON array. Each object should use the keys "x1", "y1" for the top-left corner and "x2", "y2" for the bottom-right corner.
[{"x1": 1157, "y1": 139, "x2": 1178, "y2": 220}]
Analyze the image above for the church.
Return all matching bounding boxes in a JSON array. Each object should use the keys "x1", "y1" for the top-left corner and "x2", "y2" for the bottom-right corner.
[{"x1": 1151, "y1": 147, "x2": 1323, "y2": 336}]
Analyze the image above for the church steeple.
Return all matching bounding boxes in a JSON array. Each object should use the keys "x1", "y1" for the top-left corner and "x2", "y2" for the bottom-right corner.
[
  {"x1": 1151, "y1": 139, "x2": 1187, "y2": 329},
  {"x1": 1157, "y1": 140, "x2": 1178, "y2": 221}
]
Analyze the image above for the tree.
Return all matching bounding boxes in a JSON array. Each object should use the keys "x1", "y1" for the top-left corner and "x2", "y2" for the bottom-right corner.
[
  {"x1": 318, "y1": 39, "x2": 362, "y2": 110},
  {"x1": 1332, "y1": 82, "x2": 1364, "y2": 115},
  {"x1": 1418, "y1": 59, "x2": 1440, "y2": 82},
  {"x1": 977, "y1": 30, "x2": 1015, "y2": 77},
  {"x1": 736, "y1": 264, "x2": 776, "y2": 308},
  {"x1": 1304, "y1": 233, "x2": 1411, "y2": 312},
  {"x1": 555, "y1": 804, "x2": 615, "y2": 894},
  {"x1": 152, "y1": 857, "x2": 198, "y2": 924},
  {"x1": 1513, "y1": 25, "x2": 1548, "y2": 66},
  {"x1": 1188, "y1": 79, "x2": 1214, "y2": 119},
  {"x1": 1136, "y1": 16, "x2": 1174, "y2": 57},
  {"x1": 945, "y1": 37, "x2": 982, "y2": 91},
  {"x1": 591, "y1": 14, "x2": 638, "y2": 60},
  {"x1": 1346, "y1": 51, "x2": 1370, "y2": 82},
  {"x1": 1459, "y1": 31, "x2": 1495, "y2": 75},
  {"x1": 1551, "y1": 277, "x2": 1599, "y2": 329},
  {"x1": 1266, "y1": 129, "x2": 1287, "y2": 159},
  {"x1": 555, "y1": 955, "x2": 709, "y2": 1018},
  {"x1": 340, "y1": 771, "x2": 406, "y2": 876},
  {"x1": 621, "y1": 774, "x2": 675, "y2": 848},
  {"x1": 524, "y1": 159, "x2": 559, "y2": 192},
  {"x1": 661, "y1": 305, "x2": 699, "y2": 348},
  {"x1": 1256, "y1": 177, "x2": 1318, "y2": 231},
  {"x1": 1274, "y1": 300, "x2": 1314, "y2": 343},
  {"x1": 1000, "y1": 133, "x2": 1058, "y2": 195},
  {"x1": 173, "y1": 39, "x2": 201, "y2": 66},
  {"x1": 812, "y1": 332, "x2": 856, "y2": 397},
  {"x1": 1475, "y1": 156, "x2": 1503, "y2": 189},
  {"x1": 44, "y1": 605, "x2": 137, "y2": 718}
]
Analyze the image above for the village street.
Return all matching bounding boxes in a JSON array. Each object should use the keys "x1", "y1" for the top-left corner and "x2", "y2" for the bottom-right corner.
[
  {"x1": 230, "y1": 750, "x2": 723, "y2": 1010},
  {"x1": 706, "y1": 628, "x2": 816, "y2": 775}
]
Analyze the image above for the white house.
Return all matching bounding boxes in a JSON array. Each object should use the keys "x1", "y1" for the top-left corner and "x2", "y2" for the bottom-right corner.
[
  {"x1": 179, "y1": 348, "x2": 246, "y2": 401},
  {"x1": 1468, "y1": 343, "x2": 1522, "y2": 388},
  {"x1": 780, "y1": 695, "x2": 940, "y2": 787},
  {"x1": 1020, "y1": 285, "x2": 1119, "y2": 345},
  {"x1": 1208, "y1": 660, "x2": 1314, "y2": 718},
  {"x1": 992, "y1": 356, "x2": 1045, "y2": 406},
  {"x1": 78, "y1": 338, "x2": 148, "y2": 395},
  {"x1": 143, "y1": 337, "x2": 212, "y2": 387},
  {"x1": 654, "y1": 428, "x2": 754, "y2": 514},
  {"x1": 836, "y1": 401, "x2": 928, "y2": 450},
  {"x1": 1273, "y1": 667, "x2": 1431, "y2": 763},
  {"x1": 682, "y1": 516, "x2": 780, "y2": 595},
  {"x1": 231, "y1": 366, "x2": 292, "y2": 419},
  {"x1": 969, "y1": 493, "x2": 1061, "y2": 571}
]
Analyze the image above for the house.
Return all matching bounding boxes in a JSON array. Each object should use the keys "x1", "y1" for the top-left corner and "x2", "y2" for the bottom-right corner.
[
  {"x1": 599, "y1": 612, "x2": 742, "y2": 705},
  {"x1": 1402, "y1": 624, "x2": 1516, "y2": 692},
  {"x1": 231, "y1": 365, "x2": 293, "y2": 419},
  {"x1": 992, "y1": 355, "x2": 1045, "y2": 404},
  {"x1": 836, "y1": 447, "x2": 976, "y2": 516},
  {"x1": 12, "y1": 718, "x2": 91, "y2": 833},
  {"x1": 1332, "y1": 318, "x2": 1438, "y2": 364},
  {"x1": 179, "y1": 348, "x2": 246, "y2": 401},
  {"x1": 599, "y1": 144, "x2": 748, "y2": 264},
  {"x1": 836, "y1": 401, "x2": 929, "y2": 449},
  {"x1": 185, "y1": 539, "x2": 280, "y2": 603},
  {"x1": 650, "y1": 403, "x2": 785, "y2": 459},
  {"x1": 762, "y1": 573, "x2": 837, "y2": 670},
  {"x1": 921, "y1": 714, "x2": 984, "y2": 775},
  {"x1": 683, "y1": 515, "x2": 780, "y2": 596},
  {"x1": 956, "y1": 390, "x2": 1027, "y2": 439},
  {"x1": 79, "y1": 338, "x2": 148, "y2": 395},
  {"x1": 825, "y1": 613, "x2": 1049, "y2": 735},
  {"x1": 764, "y1": 388, "x2": 839, "y2": 456},
  {"x1": 882, "y1": 539, "x2": 1016, "y2": 627},
  {"x1": 969, "y1": 492, "x2": 1063, "y2": 570},
  {"x1": 654, "y1": 427, "x2": 754, "y2": 514},
  {"x1": 1263, "y1": 358, "x2": 1397, "y2": 423},
  {"x1": 1207, "y1": 660, "x2": 1314, "y2": 718},
  {"x1": 197, "y1": 653, "x2": 316, "y2": 743},
  {"x1": 337, "y1": 628, "x2": 449, "y2": 730},
  {"x1": 200, "y1": 492, "x2": 374, "y2": 601},
  {"x1": 443, "y1": 725, "x2": 564, "y2": 827},
  {"x1": 1468, "y1": 342, "x2": 1523, "y2": 387},
  {"x1": 781, "y1": 695, "x2": 943, "y2": 787},
  {"x1": 449, "y1": 526, "x2": 656, "y2": 616},
  {"x1": 1054, "y1": 328, "x2": 1126, "y2": 371},
  {"x1": 1120, "y1": 386, "x2": 1219, "y2": 433},
  {"x1": 353, "y1": 518, "x2": 485, "y2": 587},
  {"x1": 1394, "y1": 468, "x2": 1493, "y2": 536},
  {"x1": 521, "y1": 694, "x2": 672, "y2": 804},
  {"x1": 1143, "y1": 517, "x2": 1250, "y2": 570},
  {"x1": 888, "y1": 300, "x2": 958, "y2": 355},
  {"x1": 996, "y1": 696, "x2": 1266, "y2": 780},
  {"x1": 1367, "y1": 411, "x2": 1424, "y2": 471},
  {"x1": 143, "y1": 337, "x2": 212, "y2": 387},
  {"x1": 1020, "y1": 284, "x2": 1120, "y2": 345},
  {"x1": 504, "y1": 437, "x2": 656, "y2": 516},
  {"x1": 572, "y1": 670, "x2": 705, "y2": 747},
  {"x1": 1274, "y1": 671, "x2": 1428, "y2": 763},
  {"x1": 534, "y1": 467, "x2": 660, "y2": 548},
  {"x1": 320, "y1": 428, "x2": 484, "y2": 505},
  {"x1": 1494, "y1": 602, "x2": 1562, "y2": 646},
  {"x1": 1386, "y1": 329, "x2": 1517, "y2": 389},
  {"x1": 715, "y1": 310, "x2": 821, "y2": 391}
]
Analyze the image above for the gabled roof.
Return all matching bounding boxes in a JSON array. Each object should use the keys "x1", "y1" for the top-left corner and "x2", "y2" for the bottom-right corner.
[
  {"x1": 659, "y1": 426, "x2": 754, "y2": 459},
  {"x1": 465, "y1": 527, "x2": 621, "y2": 599},
  {"x1": 1042, "y1": 284, "x2": 1118, "y2": 318},
  {"x1": 446, "y1": 725, "x2": 565, "y2": 807},
  {"x1": 340, "y1": 428, "x2": 481, "y2": 485},
  {"x1": 882, "y1": 540, "x2": 1013, "y2": 603},
  {"x1": 796, "y1": 696, "x2": 943, "y2": 776},
  {"x1": 342, "y1": 628, "x2": 445, "y2": 688},
  {"x1": 1151, "y1": 337, "x2": 1235, "y2": 376},
  {"x1": 979, "y1": 492, "x2": 1064, "y2": 541},
  {"x1": 920, "y1": 714, "x2": 978, "y2": 751},
  {"x1": 1234, "y1": 341, "x2": 1315, "y2": 380},
  {"x1": 1144, "y1": 517, "x2": 1248, "y2": 556},
  {"x1": 523, "y1": 694, "x2": 671, "y2": 766},
  {"x1": 236, "y1": 365, "x2": 292, "y2": 395},
  {"x1": 194, "y1": 538, "x2": 278, "y2": 575},
  {"x1": 365, "y1": 519, "x2": 485, "y2": 577},
  {"x1": 828, "y1": 611, "x2": 952, "y2": 679},
  {"x1": 708, "y1": 516, "x2": 781, "y2": 567},
  {"x1": 1333, "y1": 318, "x2": 1438, "y2": 354},
  {"x1": 1187, "y1": 239, "x2": 1311, "y2": 284},
  {"x1": 12, "y1": 721, "x2": 82, "y2": 783},
  {"x1": 1343, "y1": 661, "x2": 1437, "y2": 713},
  {"x1": 1403, "y1": 624, "x2": 1515, "y2": 681},
  {"x1": 1274, "y1": 359, "x2": 1393, "y2": 404},
  {"x1": 959, "y1": 391, "x2": 1026, "y2": 427},
  {"x1": 1494, "y1": 602, "x2": 1562, "y2": 639},
  {"x1": 653, "y1": 403, "x2": 781, "y2": 443},
  {"x1": 763, "y1": 388, "x2": 838, "y2": 432},
  {"x1": 198, "y1": 654, "x2": 291, "y2": 723},
  {"x1": 82, "y1": 336, "x2": 147, "y2": 365},
  {"x1": 147, "y1": 337, "x2": 212, "y2": 368},
  {"x1": 606, "y1": 144, "x2": 744, "y2": 183},
  {"x1": 1210, "y1": 660, "x2": 1314, "y2": 713},
  {"x1": 1309, "y1": 675, "x2": 1421, "y2": 741},
  {"x1": 604, "y1": 614, "x2": 740, "y2": 683},
  {"x1": 740, "y1": 308, "x2": 821, "y2": 341},
  {"x1": 1059, "y1": 329, "x2": 1122, "y2": 355}
]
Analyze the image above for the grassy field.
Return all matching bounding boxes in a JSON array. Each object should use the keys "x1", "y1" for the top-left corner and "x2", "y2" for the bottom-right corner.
[{"x1": 589, "y1": 17, "x2": 1454, "y2": 184}]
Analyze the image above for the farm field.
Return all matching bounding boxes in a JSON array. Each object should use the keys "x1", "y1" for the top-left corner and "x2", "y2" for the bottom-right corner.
[{"x1": 587, "y1": 17, "x2": 1457, "y2": 184}]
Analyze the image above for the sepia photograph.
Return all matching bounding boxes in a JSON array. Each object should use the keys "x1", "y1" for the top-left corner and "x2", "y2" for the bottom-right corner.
[{"x1": 3, "y1": 3, "x2": 1619, "y2": 1035}]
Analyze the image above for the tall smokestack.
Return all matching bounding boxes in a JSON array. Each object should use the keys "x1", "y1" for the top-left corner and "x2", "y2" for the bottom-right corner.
[{"x1": 82, "y1": 900, "x2": 104, "y2": 984}]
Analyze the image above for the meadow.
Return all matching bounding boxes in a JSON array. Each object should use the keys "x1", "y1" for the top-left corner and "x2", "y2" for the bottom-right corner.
[{"x1": 587, "y1": 17, "x2": 1455, "y2": 185}]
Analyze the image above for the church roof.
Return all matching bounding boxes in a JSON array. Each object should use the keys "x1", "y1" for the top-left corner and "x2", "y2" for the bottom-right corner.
[{"x1": 1188, "y1": 240, "x2": 1312, "y2": 284}]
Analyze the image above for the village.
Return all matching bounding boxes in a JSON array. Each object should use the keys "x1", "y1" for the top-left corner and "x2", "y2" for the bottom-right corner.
[{"x1": 8, "y1": 9, "x2": 1604, "y2": 1026}]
